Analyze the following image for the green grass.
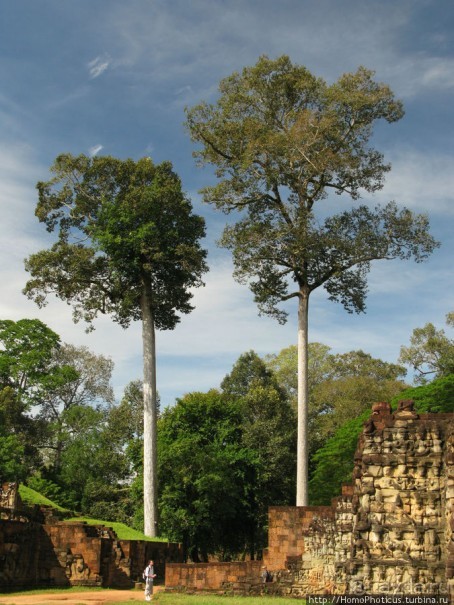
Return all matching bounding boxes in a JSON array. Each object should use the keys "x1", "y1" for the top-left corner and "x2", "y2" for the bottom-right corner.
[
  {"x1": 0, "y1": 589, "x2": 306, "y2": 605},
  {"x1": 18, "y1": 485, "x2": 70, "y2": 513},
  {"x1": 0, "y1": 586, "x2": 106, "y2": 596},
  {"x1": 154, "y1": 594, "x2": 305, "y2": 605},
  {"x1": 18, "y1": 485, "x2": 167, "y2": 542},
  {"x1": 64, "y1": 517, "x2": 168, "y2": 542}
]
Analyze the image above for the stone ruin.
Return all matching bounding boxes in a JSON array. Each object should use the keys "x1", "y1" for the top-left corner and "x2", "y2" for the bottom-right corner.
[
  {"x1": 0, "y1": 484, "x2": 182, "y2": 589},
  {"x1": 166, "y1": 401, "x2": 454, "y2": 600}
]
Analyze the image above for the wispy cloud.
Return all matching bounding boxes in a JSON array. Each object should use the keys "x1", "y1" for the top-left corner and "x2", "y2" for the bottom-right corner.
[
  {"x1": 375, "y1": 150, "x2": 454, "y2": 215},
  {"x1": 87, "y1": 55, "x2": 111, "y2": 79},
  {"x1": 89, "y1": 144, "x2": 104, "y2": 156}
]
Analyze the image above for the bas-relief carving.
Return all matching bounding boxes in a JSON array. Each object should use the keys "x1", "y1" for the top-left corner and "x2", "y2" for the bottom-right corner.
[{"x1": 271, "y1": 404, "x2": 453, "y2": 599}]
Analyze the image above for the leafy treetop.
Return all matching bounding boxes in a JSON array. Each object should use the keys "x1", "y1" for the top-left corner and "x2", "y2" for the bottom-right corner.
[
  {"x1": 24, "y1": 154, "x2": 208, "y2": 331},
  {"x1": 186, "y1": 55, "x2": 439, "y2": 323}
]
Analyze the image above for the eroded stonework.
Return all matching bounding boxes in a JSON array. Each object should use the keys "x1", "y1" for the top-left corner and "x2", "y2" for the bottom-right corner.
[
  {"x1": 166, "y1": 402, "x2": 454, "y2": 600},
  {"x1": 263, "y1": 402, "x2": 454, "y2": 598},
  {"x1": 0, "y1": 484, "x2": 183, "y2": 589}
]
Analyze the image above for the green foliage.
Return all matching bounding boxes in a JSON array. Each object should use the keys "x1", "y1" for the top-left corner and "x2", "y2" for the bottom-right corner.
[
  {"x1": 186, "y1": 55, "x2": 438, "y2": 323},
  {"x1": 221, "y1": 350, "x2": 276, "y2": 397},
  {"x1": 26, "y1": 475, "x2": 64, "y2": 504},
  {"x1": 37, "y1": 344, "x2": 115, "y2": 474},
  {"x1": 399, "y1": 312, "x2": 454, "y2": 383},
  {"x1": 221, "y1": 351, "x2": 296, "y2": 551},
  {"x1": 266, "y1": 344, "x2": 407, "y2": 458},
  {"x1": 0, "y1": 434, "x2": 26, "y2": 481},
  {"x1": 24, "y1": 155, "x2": 208, "y2": 331},
  {"x1": 390, "y1": 374, "x2": 454, "y2": 413},
  {"x1": 0, "y1": 319, "x2": 61, "y2": 406},
  {"x1": 309, "y1": 410, "x2": 370, "y2": 505},
  {"x1": 57, "y1": 405, "x2": 132, "y2": 512},
  {"x1": 24, "y1": 153, "x2": 208, "y2": 536},
  {"x1": 0, "y1": 387, "x2": 40, "y2": 479},
  {"x1": 310, "y1": 374, "x2": 454, "y2": 505},
  {"x1": 311, "y1": 350, "x2": 407, "y2": 444},
  {"x1": 187, "y1": 55, "x2": 438, "y2": 504},
  {"x1": 239, "y1": 381, "x2": 296, "y2": 552},
  {"x1": 156, "y1": 353, "x2": 297, "y2": 559},
  {"x1": 158, "y1": 390, "x2": 253, "y2": 560},
  {"x1": 266, "y1": 343, "x2": 333, "y2": 406},
  {"x1": 18, "y1": 484, "x2": 69, "y2": 512}
]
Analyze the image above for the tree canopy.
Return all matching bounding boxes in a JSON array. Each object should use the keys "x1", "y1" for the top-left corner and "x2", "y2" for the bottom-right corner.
[
  {"x1": 24, "y1": 155, "x2": 207, "y2": 331},
  {"x1": 221, "y1": 351, "x2": 296, "y2": 556},
  {"x1": 310, "y1": 372, "x2": 454, "y2": 505},
  {"x1": 399, "y1": 312, "x2": 454, "y2": 383},
  {"x1": 0, "y1": 318, "x2": 63, "y2": 407},
  {"x1": 186, "y1": 55, "x2": 439, "y2": 505},
  {"x1": 158, "y1": 390, "x2": 251, "y2": 561},
  {"x1": 24, "y1": 154, "x2": 208, "y2": 536}
]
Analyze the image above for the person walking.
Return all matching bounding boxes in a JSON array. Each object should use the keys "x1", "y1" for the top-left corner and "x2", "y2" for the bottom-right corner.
[{"x1": 143, "y1": 559, "x2": 157, "y2": 601}]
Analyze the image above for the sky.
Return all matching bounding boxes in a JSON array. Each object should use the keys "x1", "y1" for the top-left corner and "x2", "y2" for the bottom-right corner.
[{"x1": 0, "y1": 0, "x2": 453, "y2": 408}]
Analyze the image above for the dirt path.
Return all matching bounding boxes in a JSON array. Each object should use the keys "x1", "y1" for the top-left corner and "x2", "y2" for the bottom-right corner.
[{"x1": 0, "y1": 586, "x2": 164, "y2": 605}]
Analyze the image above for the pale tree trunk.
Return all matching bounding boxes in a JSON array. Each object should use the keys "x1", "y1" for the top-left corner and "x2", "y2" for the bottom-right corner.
[
  {"x1": 296, "y1": 291, "x2": 309, "y2": 506},
  {"x1": 141, "y1": 277, "x2": 158, "y2": 537}
]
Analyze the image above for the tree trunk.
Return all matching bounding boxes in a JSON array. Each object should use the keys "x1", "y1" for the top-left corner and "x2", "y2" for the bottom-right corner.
[
  {"x1": 296, "y1": 291, "x2": 309, "y2": 506},
  {"x1": 141, "y1": 277, "x2": 158, "y2": 537}
]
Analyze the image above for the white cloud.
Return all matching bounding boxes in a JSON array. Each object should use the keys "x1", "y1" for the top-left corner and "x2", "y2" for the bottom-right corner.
[
  {"x1": 89, "y1": 144, "x2": 104, "y2": 156},
  {"x1": 375, "y1": 149, "x2": 454, "y2": 215},
  {"x1": 384, "y1": 55, "x2": 454, "y2": 98},
  {"x1": 87, "y1": 55, "x2": 111, "y2": 79},
  {"x1": 2, "y1": 0, "x2": 453, "y2": 406}
]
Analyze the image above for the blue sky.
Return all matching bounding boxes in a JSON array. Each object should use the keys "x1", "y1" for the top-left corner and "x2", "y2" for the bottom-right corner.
[{"x1": 0, "y1": 0, "x2": 453, "y2": 407}]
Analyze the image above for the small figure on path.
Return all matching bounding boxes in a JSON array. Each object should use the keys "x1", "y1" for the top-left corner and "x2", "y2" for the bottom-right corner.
[{"x1": 143, "y1": 559, "x2": 157, "y2": 601}]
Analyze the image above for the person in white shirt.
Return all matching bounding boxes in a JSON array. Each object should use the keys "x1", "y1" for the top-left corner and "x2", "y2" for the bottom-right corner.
[{"x1": 143, "y1": 559, "x2": 156, "y2": 601}]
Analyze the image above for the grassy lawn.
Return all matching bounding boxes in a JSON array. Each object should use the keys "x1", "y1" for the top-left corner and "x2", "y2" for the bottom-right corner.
[
  {"x1": 0, "y1": 588, "x2": 305, "y2": 604},
  {"x1": 0, "y1": 587, "x2": 105, "y2": 596},
  {"x1": 63, "y1": 517, "x2": 168, "y2": 542},
  {"x1": 18, "y1": 485, "x2": 167, "y2": 542},
  {"x1": 153, "y1": 594, "x2": 304, "y2": 605},
  {"x1": 18, "y1": 485, "x2": 70, "y2": 513}
]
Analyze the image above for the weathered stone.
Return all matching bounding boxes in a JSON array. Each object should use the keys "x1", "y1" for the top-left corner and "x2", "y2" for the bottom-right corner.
[
  {"x1": 0, "y1": 486, "x2": 183, "y2": 590},
  {"x1": 163, "y1": 407, "x2": 454, "y2": 600}
]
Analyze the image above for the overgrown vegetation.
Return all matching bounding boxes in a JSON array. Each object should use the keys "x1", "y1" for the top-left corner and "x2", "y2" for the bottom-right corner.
[
  {"x1": 63, "y1": 517, "x2": 166, "y2": 542},
  {"x1": 309, "y1": 373, "x2": 454, "y2": 505},
  {"x1": 18, "y1": 484, "x2": 69, "y2": 512},
  {"x1": 1, "y1": 307, "x2": 452, "y2": 559}
]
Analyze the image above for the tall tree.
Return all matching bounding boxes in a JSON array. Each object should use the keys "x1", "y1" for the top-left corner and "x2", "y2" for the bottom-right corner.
[
  {"x1": 39, "y1": 344, "x2": 114, "y2": 472},
  {"x1": 265, "y1": 342, "x2": 334, "y2": 408},
  {"x1": 399, "y1": 312, "x2": 454, "y2": 383},
  {"x1": 221, "y1": 351, "x2": 296, "y2": 557},
  {"x1": 23, "y1": 154, "x2": 208, "y2": 536},
  {"x1": 186, "y1": 55, "x2": 439, "y2": 505},
  {"x1": 158, "y1": 390, "x2": 251, "y2": 561},
  {"x1": 266, "y1": 344, "x2": 407, "y2": 457}
]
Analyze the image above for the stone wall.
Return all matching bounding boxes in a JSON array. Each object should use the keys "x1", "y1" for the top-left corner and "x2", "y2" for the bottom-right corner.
[
  {"x1": 0, "y1": 485, "x2": 183, "y2": 589},
  {"x1": 165, "y1": 402, "x2": 454, "y2": 599},
  {"x1": 166, "y1": 561, "x2": 263, "y2": 594}
]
